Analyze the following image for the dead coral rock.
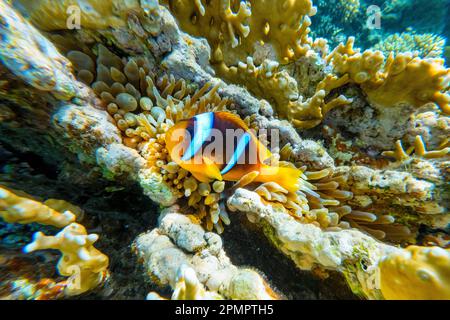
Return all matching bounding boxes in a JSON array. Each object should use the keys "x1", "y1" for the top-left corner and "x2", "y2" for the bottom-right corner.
[
  {"x1": 256, "y1": 117, "x2": 335, "y2": 170},
  {"x1": 133, "y1": 206, "x2": 279, "y2": 300},
  {"x1": 96, "y1": 143, "x2": 145, "y2": 180},
  {"x1": 52, "y1": 104, "x2": 123, "y2": 163},
  {"x1": 227, "y1": 187, "x2": 398, "y2": 300},
  {"x1": 335, "y1": 166, "x2": 446, "y2": 219}
]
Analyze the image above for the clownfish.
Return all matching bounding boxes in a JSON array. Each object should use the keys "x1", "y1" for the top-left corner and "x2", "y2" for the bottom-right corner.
[{"x1": 165, "y1": 112, "x2": 301, "y2": 193}]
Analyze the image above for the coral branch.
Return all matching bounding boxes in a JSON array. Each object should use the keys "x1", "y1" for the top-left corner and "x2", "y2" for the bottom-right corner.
[
  {"x1": 0, "y1": 186, "x2": 76, "y2": 228},
  {"x1": 24, "y1": 223, "x2": 109, "y2": 296}
]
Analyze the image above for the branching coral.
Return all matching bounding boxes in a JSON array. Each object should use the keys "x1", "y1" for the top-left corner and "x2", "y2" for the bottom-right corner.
[
  {"x1": 161, "y1": 0, "x2": 251, "y2": 60},
  {"x1": 24, "y1": 223, "x2": 109, "y2": 296},
  {"x1": 287, "y1": 88, "x2": 353, "y2": 129},
  {"x1": 227, "y1": 58, "x2": 299, "y2": 114},
  {"x1": 0, "y1": 185, "x2": 108, "y2": 297},
  {"x1": 161, "y1": 0, "x2": 332, "y2": 129},
  {"x1": 382, "y1": 135, "x2": 450, "y2": 162},
  {"x1": 0, "y1": 186, "x2": 77, "y2": 228},
  {"x1": 379, "y1": 246, "x2": 450, "y2": 300},
  {"x1": 373, "y1": 32, "x2": 446, "y2": 59}
]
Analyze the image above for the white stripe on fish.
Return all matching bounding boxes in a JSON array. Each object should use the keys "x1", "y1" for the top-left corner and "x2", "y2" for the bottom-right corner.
[
  {"x1": 181, "y1": 112, "x2": 214, "y2": 161},
  {"x1": 220, "y1": 132, "x2": 251, "y2": 175}
]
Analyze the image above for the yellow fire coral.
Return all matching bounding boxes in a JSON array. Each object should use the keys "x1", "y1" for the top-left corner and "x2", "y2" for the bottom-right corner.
[
  {"x1": 163, "y1": 0, "x2": 251, "y2": 55},
  {"x1": 382, "y1": 135, "x2": 450, "y2": 162},
  {"x1": 326, "y1": 37, "x2": 450, "y2": 115},
  {"x1": 0, "y1": 186, "x2": 76, "y2": 228},
  {"x1": 24, "y1": 223, "x2": 109, "y2": 296},
  {"x1": 379, "y1": 246, "x2": 450, "y2": 300},
  {"x1": 287, "y1": 89, "x2": 353, "y2": 129},
  {"x1": 163, "y1": 0, "x2": 347, "y2": 130},
  {"x1": 0, "y1": 185, "x2": 108, "y2": 297},
  {"x1": 162, "y1": 0, "x2": 317, "y2": 65}
]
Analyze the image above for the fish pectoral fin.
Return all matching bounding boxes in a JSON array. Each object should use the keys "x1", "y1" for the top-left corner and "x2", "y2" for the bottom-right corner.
[{"x1": 202, "y1": 156, "x2": 223, "y2": 181}]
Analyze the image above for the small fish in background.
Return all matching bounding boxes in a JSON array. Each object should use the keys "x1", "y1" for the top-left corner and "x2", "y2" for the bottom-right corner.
[{"x1": 165, "y1": 111, "x2": 301, "y2": 192}]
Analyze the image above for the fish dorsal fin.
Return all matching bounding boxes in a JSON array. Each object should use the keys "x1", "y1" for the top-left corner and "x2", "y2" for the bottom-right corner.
[{"x1": 215, "y1": 111, "x2": 250, "y2": 131}]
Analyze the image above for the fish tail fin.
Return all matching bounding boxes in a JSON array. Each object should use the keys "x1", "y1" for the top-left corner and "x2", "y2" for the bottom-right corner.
[{"x1": 257, "y1": 165, "x2": 301, "y2": 193}]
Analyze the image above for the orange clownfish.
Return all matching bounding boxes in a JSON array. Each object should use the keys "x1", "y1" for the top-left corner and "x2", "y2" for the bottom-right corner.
[{"x1": 165, "y1": 112, "x2": 301, "y2": 193}]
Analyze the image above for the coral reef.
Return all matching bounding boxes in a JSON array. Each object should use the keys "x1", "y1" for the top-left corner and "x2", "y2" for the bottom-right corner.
[{"x1": 0, "y1": 0, "x2": 448, "y2": 301}]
